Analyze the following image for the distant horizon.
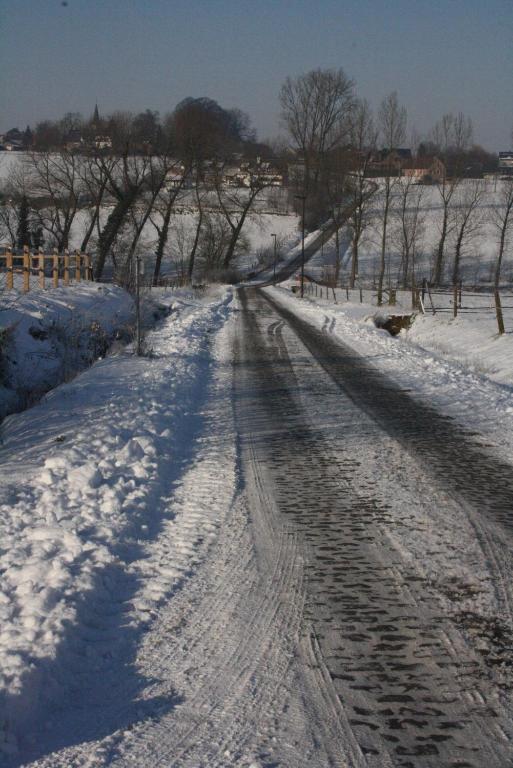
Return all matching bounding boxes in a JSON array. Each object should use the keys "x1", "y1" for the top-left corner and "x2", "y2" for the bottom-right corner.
[{"x1": 1, "y1": 0, "x2": 512, "y2": 152}]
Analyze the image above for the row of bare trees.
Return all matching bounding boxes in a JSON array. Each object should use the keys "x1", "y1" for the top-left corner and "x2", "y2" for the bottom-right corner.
[
  {"x1": 0, "y1": 98, "x2": 278, "y2": 286},
  {"x1": 279, "y1": 67, "x2": 513, "y2": 294}
]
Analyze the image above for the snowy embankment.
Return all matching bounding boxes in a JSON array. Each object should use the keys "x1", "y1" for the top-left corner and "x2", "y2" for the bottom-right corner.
[
  {"x1": 0, "y1": 286, "x2": 235, "y2": 758},
  {"x1": 268, "y1": 285, "x2": 513, "y2": 453},
  {"x1": 0, "y1": 284, "x2": 134, "y2": 421}
]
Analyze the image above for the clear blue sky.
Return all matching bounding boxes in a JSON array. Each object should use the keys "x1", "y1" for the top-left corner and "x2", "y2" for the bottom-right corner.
[{"x1": 1, "y1": 0, "x2": 512, "y2": 150}]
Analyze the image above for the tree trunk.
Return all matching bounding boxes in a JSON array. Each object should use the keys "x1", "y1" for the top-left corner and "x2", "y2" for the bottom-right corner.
[
  {"x1": 334, "y1": 225, "x2": 340, "y2": 285},
  {"x1": 152, "y1": 204, "x2": 173, "y2": 286},
  {"x1": 433, "y1": 203, "x2": 449, "y2": 286},
  {"x1": 188, "y1": 209, "x2": 203, "y2": 283},
  {"x1": 453, "y1": 228, "x2": 464, "y2": 286},
  {"x1": 377, "y1": 182, "x2": 390, "y2": 305},
  {"x1": 96, "y1": 190, "x2": 138, "y2": 278},
  {"x1": 495, "y1": 224, "x2": 507, "y2": 290},
  {"x1": 350, "y1": 235, "x2": 358, "y2": 289}
]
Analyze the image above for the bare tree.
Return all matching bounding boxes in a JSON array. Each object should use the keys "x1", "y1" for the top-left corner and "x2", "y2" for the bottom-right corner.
[
  {"x1": 146, "y1": 155, "x2": 191, "y2": 284},
  {"x1": 280, "y1": 67, "x2": 355, "y2": 196},
  {"x1": 491, "y1": 178, "x2": 513, "y2": 289},
  {"x1": 213, "y1": 165, "x2": 269, "y2": 269},
  {"x1": 78, "y1": 153, "x2": 116, "y2": 253},
  {"x1": 432, "y1": 173, "x2": 460, "y2": 285},
  {"x1": 376, "y1": 92, "x2": 407, "y2": 304},
  {"x1": 124, "y1": 154, "x2": 173, "y2": 272},
  {"x1": 429, "y1": 112, "x2": 475, "y2": 285},
  {"x1": 197, "y1": 213, "x2": 244, "y2": 278},
  {"x1": 452, "y1": 180, "x2": 484, "y2": 285},
  {"x1": 394, "y1": 176, "x2": 425, "y2": 289},
  {"x1": 0, "y1": 201, "x2": 18, "y2": 249},
  {"x1": 25, "y1": 150, "x2": 82, "y2": 250},
  {"x1": 431, "y1": 112, "x2": 473, "y2": 156},
  {"x1": 95, "y1": 152, "x2": 159, "y2": 278},
  {"x1": 322, "y1": 147, "x2": 351, "y2": 284},
  {"x1": 347, "y1": 99, "x2": 376, "y2": 287},
  {"x1": 186, "y1": 167, "x2": 209, "y2": 282}
]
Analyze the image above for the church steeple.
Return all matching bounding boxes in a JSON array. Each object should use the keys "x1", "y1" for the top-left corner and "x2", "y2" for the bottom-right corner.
[{"x1": 93, "y1": 103, "x2": 100, "y2": 125}]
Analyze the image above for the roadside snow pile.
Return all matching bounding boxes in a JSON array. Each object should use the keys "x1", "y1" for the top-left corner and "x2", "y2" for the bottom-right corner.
[
  {"x1": 0, "y1": 286, "x2": 233, "y2": 756},
  {"x1": 0, "y1": 283, "x2": 134, "y2": 421},
  {"x1": 269, "y1": 286, "x2": 513, "y2": 452},
  {"x1": 405, "y1": 310, "x2": 513, "y2": 386}
]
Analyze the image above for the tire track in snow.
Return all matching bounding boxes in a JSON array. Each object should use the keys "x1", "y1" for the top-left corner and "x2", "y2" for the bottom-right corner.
[{"x1": 235, "y1": 288, "x2": 513, "y2": 767}]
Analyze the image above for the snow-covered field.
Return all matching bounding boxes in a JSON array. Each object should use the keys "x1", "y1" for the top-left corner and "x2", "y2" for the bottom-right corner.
[
  {"x1": 0, "y1": 285, "x2": 235, "y2": 759},
  {"x1": 305, "y1": 179, "x2": 513, "y2": 287}
]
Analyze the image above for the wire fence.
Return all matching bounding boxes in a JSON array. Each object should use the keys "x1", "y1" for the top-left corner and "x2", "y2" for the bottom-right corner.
[{"x1": 296, "y1": 276, "x2": 512, "y2": 335}]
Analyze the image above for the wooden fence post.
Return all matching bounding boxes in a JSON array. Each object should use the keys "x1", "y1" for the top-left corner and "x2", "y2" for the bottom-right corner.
[
  {"x1": 6, "y1": 248, "x2": 13, "y2": 290},
  {"x1": 23, "y1": 246, "x2": 30, "y2": 293},
  {"x1": 84, "y1": 253, "x2": 92, "y2": 280},
  {"x1": 53, "y1": 249, "x2": 59, "y2": 288},
  {"x1": 346, "y1": 286, "x2": 349, "y2": 300},
  {"x1": 494, "y1": 289, "x2": 505, "y2": 335},
  {"x1": 64, "y1": 249, "x2": 70, "y2": 285},
  {"x1": 389, "y1": 288, "x2": 396, "y2": 306},
  {"x1": 75, "y1": 250, "x2": 81, "y2": 282},
  {"x1": 453, "y1": 284, "x2": 458, "y2": 318},
  {"x1": 359, "y1": 287, "x2": 363, "y2": 303}
]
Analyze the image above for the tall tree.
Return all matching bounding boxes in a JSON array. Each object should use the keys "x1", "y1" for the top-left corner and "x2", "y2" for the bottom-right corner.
[
  {"x1": 430, "y1": 112, "x2": 474, "y2": 284},
  {"x1": 279, "y1": 68, "x2": 355, "y2": 203},
  {"x1": 78, "y1": 153, "x2": 116, "y2": 253},
  {"x1": 394, "y1": 176, "x2": 425, "y2": 289},
  {"x1": 347, "y1": 99, "x2": 377, "y2": 288},
  {"x1": 376, "y1": 92, "x2": 407, "y2": 304},
  {"x1": 213, "y1": 163, "x2": 269, "y2": 269},
  {"x1": 491, "y1": 178, "x2": 513, "y2": 289},
  {"x1": 452, "y1": 180, "x2": 484, "y2": 285},
  {"x1": 27, "y1": 150, "x2": 81, "y2": 250}
]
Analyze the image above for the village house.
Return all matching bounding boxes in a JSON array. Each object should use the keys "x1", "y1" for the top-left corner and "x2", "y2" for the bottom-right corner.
[
  {"x1": 369, "y1": 148, "x2": 412, "y2": 174},
  {"x1": 64, "y1": 129, "x2": 85, "y2": 152},
  {"x1": 402, "y1": 156, "x2": 446, "y2": 184},
  {"x1": 94, "y1": 135, "x2": 112, "y2": 150},
  {"x1": 499, "y1": 151, "x2": 513, "y2": 176}
]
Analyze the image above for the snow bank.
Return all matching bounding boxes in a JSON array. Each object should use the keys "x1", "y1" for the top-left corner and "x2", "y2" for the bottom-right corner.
[
  {"x1": 0, "y1": 286, "x2": 233, "y2": 756},
  {"x1": 0, "y1": 283, "x2": 134, "y2": 421}
]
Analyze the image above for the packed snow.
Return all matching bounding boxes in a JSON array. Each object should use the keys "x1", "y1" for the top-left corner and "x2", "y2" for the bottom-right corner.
[{"x1": 0, "y1": 285, "x2": 234, "y2": 758}]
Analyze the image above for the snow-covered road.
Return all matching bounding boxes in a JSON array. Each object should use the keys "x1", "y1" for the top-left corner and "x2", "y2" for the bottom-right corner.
[{"x1": 2, "y1": 282, "x2": 513, "y2": 767}]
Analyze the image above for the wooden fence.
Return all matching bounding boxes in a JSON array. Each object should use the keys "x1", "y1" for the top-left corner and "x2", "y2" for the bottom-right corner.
[{"x1": 0, "y1": 247, "x2": 92, "y2": 292}]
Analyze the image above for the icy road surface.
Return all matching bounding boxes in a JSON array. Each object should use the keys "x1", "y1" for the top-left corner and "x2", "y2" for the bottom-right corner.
[{"x1": 5, "y1": 285, "x2": 513, "y2": 767}]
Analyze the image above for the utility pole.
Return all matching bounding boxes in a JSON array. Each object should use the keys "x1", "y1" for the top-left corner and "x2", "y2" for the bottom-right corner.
[
  {"x1": 271, "y1": 233, "x2": 277, "y2": 282},
  {"x1": 295, "y1": 194, "x2": 306, "y2": 298}
]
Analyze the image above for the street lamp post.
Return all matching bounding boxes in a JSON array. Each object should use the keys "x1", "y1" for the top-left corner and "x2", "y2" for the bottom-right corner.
[
  {"x1": 295, "y1": 194, "x2": 306, "y2": 298},
  {"x1": 271, "y1": 233, "x2": 277, "y2": 282}
]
